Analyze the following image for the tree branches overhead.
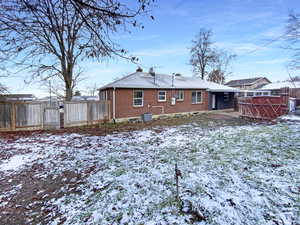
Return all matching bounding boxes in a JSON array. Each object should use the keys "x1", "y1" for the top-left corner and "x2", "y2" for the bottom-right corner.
[
  {"x1": 0, "y1": 0, "x2": 154, "y2": 100},
  {"x1": 285, "y1": 11, "x2": 300, "y2": 70}
]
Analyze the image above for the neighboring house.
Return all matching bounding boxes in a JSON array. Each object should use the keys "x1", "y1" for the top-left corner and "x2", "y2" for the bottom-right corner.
[
  {"x1": 259, "y1": 81, "x2": 300, "y2": 98},
  {"x1": 225, "y1": 77, "x2": 271, "y2": 90},
  {"x1": 0, "y1": 94, "x2": 36, "y2": 102},
  {"x1": 71, "y1": 96, "x2": 99, "y2": 101},
  {"x1": 99, "y1": 71, "x2": 237, "y2": 121}
]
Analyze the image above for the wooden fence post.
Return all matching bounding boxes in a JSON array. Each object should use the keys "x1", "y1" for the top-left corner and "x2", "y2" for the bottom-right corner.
[
  {"x1": 11, "y1": 103, "x2": 16, "y2": 131},
  {"x1": 87, "y1": 102, "x2": 91, "y2": 126}
]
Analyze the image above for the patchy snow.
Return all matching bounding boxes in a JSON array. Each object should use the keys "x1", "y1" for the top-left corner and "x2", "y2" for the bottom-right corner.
[
  {"x1": 0, "y1": 122, "x2": 300, "y2": 224},
  {"x1": 279, "y1": 114, "x2": 300, "y2": 121},
  {"x1": 0, "y1": 153, "x2": 40, "y2": 171}
]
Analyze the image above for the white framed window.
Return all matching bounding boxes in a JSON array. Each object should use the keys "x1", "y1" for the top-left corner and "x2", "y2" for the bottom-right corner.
[
  {"x1": 133, "y1": 90, "x2": 144, "y2": 107},
  {"x1": 246, "y1": 92, "x2": 254, "y2": 97},
  {"x1": 175, "y1": 90, "x2": 184, "y2": 101},
  {"x1": 263, "y1": 92, "x2": 269, "y2": 96},
  {"x1": 224, "y1": 92, "x2": 229, "y2": 102},
  {"x1": 192, "y1": 91, "x2": 202, "y2": 104},
  {"x1": 255, "y1": 92, "x2": 262, "y2": 96},
  {"x1": 158, "y1": 90, "x2": 167, "y2": 102}
]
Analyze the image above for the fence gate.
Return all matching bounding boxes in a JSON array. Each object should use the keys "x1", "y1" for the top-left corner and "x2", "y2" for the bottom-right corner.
[
  {"x1": 238, "y1": 96, "x2": 288, "y2": 120},
  {"x1": 0, "y1": 103, "x2": 12, "y2": 131},
  {"x1": 43, "y1": 107, "x2": 60, "y2": 129}
]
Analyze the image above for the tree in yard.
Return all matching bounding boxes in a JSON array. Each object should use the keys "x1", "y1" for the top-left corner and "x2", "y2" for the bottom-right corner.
[
  {"x1": 285, "y1": 11, "x2": 300, "y2": 70},
  {"x1": 207, "y1": 51, "x2": 236, "y2": 84},
  {"x1": 189, "y1": 28, "x2": 217, "y2": 79},
  {"x1": 0, "y1": 0, "x2": 154, "y2": 100}
]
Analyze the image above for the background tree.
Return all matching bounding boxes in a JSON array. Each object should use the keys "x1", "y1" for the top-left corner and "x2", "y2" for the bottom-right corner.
[
  {"x1": 0, "y1": 83, "x2": 8, "y2": 94},
  {"x1": 0, "y1": 0, "x2": 154, "y2": 100},
  {"x1": 84, "y1": 82, "x2": 99, "y2": 96},
  {"x1": 207, "y1": 51, "x2": 236, "y2": 84},
  {"x1": 285, "y1": 11, "x2": 300, "y2": 70},
  {"x1": 189, "y1": 28, "x2": 217, "y2": 79}
]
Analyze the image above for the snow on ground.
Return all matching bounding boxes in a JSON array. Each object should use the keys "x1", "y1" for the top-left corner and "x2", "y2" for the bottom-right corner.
[
  {"x1": 279, "y1": 114, "x2": 300, "y2": 121},
  {"x1": 0, "y1": 122, "x2": 300, "y2": 225},
  {"x1": 0, "y1": 153, "x2": 40, "y2": 171}
]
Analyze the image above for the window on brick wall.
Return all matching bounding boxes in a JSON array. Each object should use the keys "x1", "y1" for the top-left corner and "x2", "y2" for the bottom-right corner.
[
  {"x1": 175, "y1": 90, "x2": 184, "y2": 101},
  {"x1": 133, "y1": 90, "x2": 144, "y2": 107},
  {"x1": 158, "y1": 90, "x2": 167, "y2": 102},
  {"x1": 192, "y1": 91, "x2": 202, "y2": 104}
]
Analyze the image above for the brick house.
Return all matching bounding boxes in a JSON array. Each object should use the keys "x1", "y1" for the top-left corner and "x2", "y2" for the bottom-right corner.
[
  {"x1": 99, "y1": 71, "x2": 237, "y2": 121},
  {"x1": 225, "y1": 77, "x2": 271, "y2": 90}
]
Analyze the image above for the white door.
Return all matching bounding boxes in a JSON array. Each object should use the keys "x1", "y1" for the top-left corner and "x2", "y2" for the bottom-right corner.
[{"x1": 212, "y1": 94, "x2": 216, "y2": 109}]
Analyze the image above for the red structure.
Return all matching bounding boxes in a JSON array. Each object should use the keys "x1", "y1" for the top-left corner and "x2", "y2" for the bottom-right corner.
[{"x1": 238, "y1": 88, "x2": 289, "y2": 120}]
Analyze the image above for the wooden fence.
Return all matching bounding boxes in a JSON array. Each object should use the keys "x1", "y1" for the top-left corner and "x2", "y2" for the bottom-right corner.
[
  {"x1": 0, "y1": 100, "x2": 110, "y2": 131},
  {"x1": 238, "y1": 95, "x2": 289, "y2": 120},
  {"x1": 64, "y1": 101, "x2": 110, "y2": 127},
  {"x1": 0, "y1": 101, "x2": 59, "y2": 131}
]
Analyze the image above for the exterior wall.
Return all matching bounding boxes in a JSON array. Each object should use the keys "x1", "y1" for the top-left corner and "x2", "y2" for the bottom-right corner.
[
  {"x1": 101, "y1": 88, "x2": 209, "y2": 119},
  {"x1": 209, "y1": 92, "x2": 234, "y2": 110}
]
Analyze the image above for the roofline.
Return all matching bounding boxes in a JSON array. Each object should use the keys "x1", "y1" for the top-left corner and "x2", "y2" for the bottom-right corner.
[
  {"x1": 99, "y1": 87, "x2": 237, "y2": 92},
  {"x1": 226, "y1": 77, "x2": 271, "y2": 86},
  {"x1": 97, "y1": 72, "x2": 138, "y2": 91}
]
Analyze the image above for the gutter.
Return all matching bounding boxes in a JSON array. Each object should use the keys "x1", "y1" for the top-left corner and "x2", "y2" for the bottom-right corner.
[{"x1": 113, "y1": 87, "x2": 116, "y2": 122}]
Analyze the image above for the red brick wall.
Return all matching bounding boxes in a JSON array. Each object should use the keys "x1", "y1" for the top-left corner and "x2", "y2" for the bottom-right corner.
[{"x1": 102, "y1": 88, "x2": 209, "y2": 119}]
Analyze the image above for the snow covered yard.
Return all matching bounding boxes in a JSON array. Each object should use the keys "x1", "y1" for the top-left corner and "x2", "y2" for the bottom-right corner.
[{"x1": 0, "y1": 120, "x2": 299, "y2": 225}]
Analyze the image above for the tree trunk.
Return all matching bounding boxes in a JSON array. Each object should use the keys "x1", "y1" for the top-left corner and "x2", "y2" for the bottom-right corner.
[
  {"x1": 201, "y1": 67, "x2": 205, "y2": 80},
  {"x1": 64, "y1": 72, "x2": 73, "y2": 101},
  {"x1": 65, "y1": 85, "x2": 73, "y2": 101}
]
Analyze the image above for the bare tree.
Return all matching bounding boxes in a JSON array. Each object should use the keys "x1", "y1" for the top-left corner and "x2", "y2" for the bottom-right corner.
[
  {"x1": 189, "y1": 28, "x2": 217, "y2": 79},
  {"x1": 0, "y1": 0, "x2": 154, "y2": 100},
  {"x1": 40, "y1": 69, "x2": 85, "y2": 99},
  {"x1": 207, "y1": 51, "x2": 236, "y2": 84},
  {"x1": 0, "y1": 84, "x2": 8, "y2": 94},
  {"x1": 285, "y1": 11, "x2": 300, "y2": 69},
  {"x1": 0, "y1": 75, "x2": 8, "y2": 94},
  {"x1": 286, "y1": 75, "x2": 300, "y2": 82},
  {"x1": 84, "y1": 82, "x2": 99, "y2": 96}
]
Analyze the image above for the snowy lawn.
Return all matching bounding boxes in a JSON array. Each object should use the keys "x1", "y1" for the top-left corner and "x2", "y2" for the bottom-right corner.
[{"x1": 0, "y1": 121, "x2": 299, "y2": 225}]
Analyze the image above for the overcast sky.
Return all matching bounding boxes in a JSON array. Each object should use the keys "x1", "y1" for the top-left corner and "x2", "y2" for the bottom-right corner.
[{"x1": 3, "y1": 0, "x2": 300, "y2": 97}]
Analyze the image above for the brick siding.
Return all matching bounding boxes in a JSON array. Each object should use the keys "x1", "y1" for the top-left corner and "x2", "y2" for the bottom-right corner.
[{"x1": 102, "y1": 88, "x2": 210, "y2": 119}]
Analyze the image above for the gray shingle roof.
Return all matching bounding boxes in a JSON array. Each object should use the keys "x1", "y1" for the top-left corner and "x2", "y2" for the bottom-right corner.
[
  {"x1": 225, "y1": 77, "x2": 269, "y2": 87},
  {"x1": 100, "y1": 72, "x2": 238, "y2": 92}
]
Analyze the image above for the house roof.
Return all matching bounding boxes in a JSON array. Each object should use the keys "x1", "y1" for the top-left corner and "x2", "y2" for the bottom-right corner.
[
  {"x1": 259, "y1": 81, "x2": 300, "y2": 90},
  {"x1": 0, "y1": 94, "x2": 36, "y2": 101},
  {"x1": 100, "y1": 72, "x2": 238, "y2": 92},
  {"x1": 72, "y1": 96, "x2": 99, "y2": 101},
  {"x1": 225, "y1": 77, "x2": 270, "y2": 87}
]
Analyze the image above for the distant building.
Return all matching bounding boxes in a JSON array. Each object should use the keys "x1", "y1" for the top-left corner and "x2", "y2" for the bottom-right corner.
[
  {"x1": 0, "y1": 94, "x2": 36, "y2": 102},
  {"x1": 259, "y1": 81, "x2": 300, "y2": 97},
  {"x1": 225, "y1": 77, "x2": 271, "y2": 90},
  {"x1": 71, "y1": 96, "x2": 99, "y2": 101}
]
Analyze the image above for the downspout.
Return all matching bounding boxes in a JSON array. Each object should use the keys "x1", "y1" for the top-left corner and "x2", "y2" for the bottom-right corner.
[{"x1": 113, "y1": 87, "x2": 116, "y2": 123}]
